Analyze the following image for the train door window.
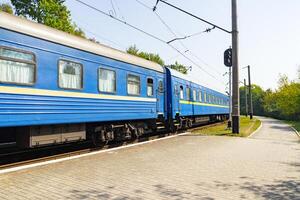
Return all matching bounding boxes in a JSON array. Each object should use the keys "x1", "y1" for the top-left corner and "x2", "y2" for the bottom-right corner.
[
  {"x1": 186, "y1": 87, "x2": 190, "y2": 101},
  {"x1": 180, "y1": 85, "x2": 184, "y2": 99},
  {"x1": 58, "y1": 60, "x2": 82, "y2": 90},
  {"x1": 0, "y1": 47, "x2": 36, "y2": 85},
  {"x1": 147, "y1": 78, "x2": 154, "y2": 96},
  {"x1": 199, "y1": 91, "x2": 202, "y2": 102},
  {"x1": 174, "y1": 84, "x2": 179, "y2": 96},
  {"x1": 193, "y1": 89, "x2": 196, "y2": 101},
  {"x1": 158, "y1": 80, "x2": 164, "y2": 93},
  {"x1": 127, "y1": 74, "x2": 140, "y2": 95},
  {"x1": 99, "y1": 68, "x2": 116, "y2": 93}
]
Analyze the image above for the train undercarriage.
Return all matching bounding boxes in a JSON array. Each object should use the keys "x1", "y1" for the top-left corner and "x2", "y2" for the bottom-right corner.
[{"x1": 0, "y1": 114, "x2": 228, "y2": 149}]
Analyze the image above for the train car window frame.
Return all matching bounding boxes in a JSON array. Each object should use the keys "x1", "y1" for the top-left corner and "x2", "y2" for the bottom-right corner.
[
  {"x1": 199, "y1": 91, "x2": 202, "y2": 102},
  {"x1": 58, "y1": 59, "x2": 83, "y2": 90},
  {"x1": 147, "y1": 77, "x2": 154, "y2": 97},
  {"x1": 98, "y1": 68, "x2": 116, "y2": 94},
  {"x1": 179, "y1": 85, "x2": 184, "y2": 99},
  {"x1": 174, "y1": 84, "x2": 179, "y2": 96},
  {"x1": 186, "y1": 87, "x2": 190, "y2": 101},
  {"x1": 192, "y1": 89, "x2": 196, "y2": 101},
  {"x1": 127, "y1": 74, "x2": 140, "y2": 96},
  {"x1": 0, "y1": 46, "x2": 36, "y2": 86}
]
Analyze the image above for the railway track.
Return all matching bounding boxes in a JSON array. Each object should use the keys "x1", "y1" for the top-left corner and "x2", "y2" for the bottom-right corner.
[{"x1": 0, "y1": 121, "x2": 226, "y2": 171}]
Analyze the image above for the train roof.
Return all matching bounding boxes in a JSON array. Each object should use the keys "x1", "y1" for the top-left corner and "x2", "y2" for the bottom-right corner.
[
  {"x1": 167, "y1": 67, "x2": 226, "y2": 96},
  {"x1": 0, "y1": 12, "x2": 164, "y2": 73}
]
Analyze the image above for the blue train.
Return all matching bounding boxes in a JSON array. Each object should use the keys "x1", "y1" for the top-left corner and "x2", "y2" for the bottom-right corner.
[{"x1": 0, "y1": 12, "x2": 229, "y2": 148}]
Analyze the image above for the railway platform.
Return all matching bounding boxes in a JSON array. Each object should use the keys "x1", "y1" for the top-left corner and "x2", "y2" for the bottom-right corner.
[{"x1": 0, "y1": 117, "x2": 299, "y2": 200}]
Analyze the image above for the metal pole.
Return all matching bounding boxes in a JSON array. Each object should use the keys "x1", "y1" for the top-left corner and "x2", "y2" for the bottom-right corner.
[
  {"x1": 229, "y1": 66, "x2": 232, "y2": 127},
  {"x1": 247, "y1": 65, "x2": 253, "y2": 119},
  {"x1": 231, "y1": 0, "x2": 240, "y2": 133},
  {"x1": 244, "y1": 78, "x2": 248, "y2": 117}
]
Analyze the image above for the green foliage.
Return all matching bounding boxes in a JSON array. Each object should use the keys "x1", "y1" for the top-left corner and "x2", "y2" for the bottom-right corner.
[
  {"x1": 240, "y1": 72, "x2": 300, "y2": 121},
  {"x1": 263, "y1": 74, "x2": 300, "y2": 120},
  {"x1": 168, "y1": 61, "x2": 188, "y2": 74},
  {"x1": 126, "y1": 45, "x2": 188, "y2": 74},
  {"x1": 240, "y1": 84, "x2": 265, "y2": 116},
  {"x1": 126, "y1": 45, "x2": 164, "y2": 66},
  {"x1": 0, "y1": 3, "x2": 13, "y2": 14},
  {"x1": 11, "y1": 0, "x2": 85, "y2": 38}
]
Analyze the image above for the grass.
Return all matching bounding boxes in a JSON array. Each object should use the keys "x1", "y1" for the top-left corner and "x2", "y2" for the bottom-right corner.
[
  {"x1": 193, "y1": 116, "x2": 261, "y2": 137},
  {"x1": 286, "y1": 120, "x2": 300, "y2": 132}
]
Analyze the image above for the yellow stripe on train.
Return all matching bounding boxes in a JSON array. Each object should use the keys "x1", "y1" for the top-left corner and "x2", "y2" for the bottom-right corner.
[
  {"x1": 179, "y1": 100, "x2": 229, "y2": 108},
  {"x1": 0, "y1": 86, "x2": 157, "y2": 102}
]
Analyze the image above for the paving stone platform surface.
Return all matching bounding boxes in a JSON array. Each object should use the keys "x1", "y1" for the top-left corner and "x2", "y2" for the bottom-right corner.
[{"x1": 0, "y1": 117, "x2": 300, "y2": 200}]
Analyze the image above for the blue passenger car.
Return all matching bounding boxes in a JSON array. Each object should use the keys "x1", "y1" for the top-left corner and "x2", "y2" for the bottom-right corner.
[
  {"x1": 0, "y1": 12, "x2": 166, "y2": 147},
  {"x1": 166, "y1": 68, "x2": 229, "y2": 129}
]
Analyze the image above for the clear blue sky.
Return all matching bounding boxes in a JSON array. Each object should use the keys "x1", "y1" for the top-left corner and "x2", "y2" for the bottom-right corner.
[{"x1": 3, "y1": 0, "x2": 300, "y2": 92}]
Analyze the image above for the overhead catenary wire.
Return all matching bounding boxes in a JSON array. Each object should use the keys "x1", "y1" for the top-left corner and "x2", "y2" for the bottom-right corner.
[
  {"x1": 135, "y1": 0, "x2": 224, "y2": 77},
  {"x1": 153, "y1": 0, "x2": 231, "y2": 34},
  {"x1": 72, "y1": 0, "x2": 224, "y2": 83}
]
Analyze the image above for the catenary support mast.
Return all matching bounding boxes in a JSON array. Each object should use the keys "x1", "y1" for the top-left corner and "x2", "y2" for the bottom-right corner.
[{"x1": 231, "y1": 0, "x2": 240, "y2": 133}]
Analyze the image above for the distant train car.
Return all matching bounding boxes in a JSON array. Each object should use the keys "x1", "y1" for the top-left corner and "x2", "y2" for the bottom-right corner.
[
  {"x1": 165, "y1": 68, "x2": 229, "y2": 130},
  {"x1": 0, "y1": 12, "x2": 166, "y2": 148}
]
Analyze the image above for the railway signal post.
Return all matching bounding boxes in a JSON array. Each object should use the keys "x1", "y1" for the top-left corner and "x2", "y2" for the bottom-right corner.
[
  {"x1": 244, "y1": 78, "x2": 248, "y2": 117},
  {"x1": 224, "y1": 48, "x2": 232, "y2": 128},
  {"x1": 231, "y1": 0, "x2": 240, "y2": 133},
  {"x1": 247, "y1": 65, "x2": 253, "y2": 119}
]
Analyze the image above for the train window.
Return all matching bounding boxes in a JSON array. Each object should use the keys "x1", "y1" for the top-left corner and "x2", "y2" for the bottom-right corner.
[
  {"x1": 186, "y1": 87, "x2": 190, "y2": 101},
  {"x1": 199, "y1": 91, "x2": 202, "y2": 102},
  {"x1": 147, "y1": 78, "x2": 154, "y2": 96},
  {"x1": 58, "y1": 60, "x2": 82, "y2": 90},
  {"x1": 174, "y1": 85, "x2": 179, "y2": 96},
  {"x1": 99, "y1": 68, "x2": 116, "y2": 93},
  {"x1": 127, "y1": 74, "x2": 140, "y2": 95},
  {"x1": 193, "y1": 89, "x2": 196, "y2": 101},
  {"x1": 180, "y1": 86, "x2": 184, "y2": 99},
  {"x1": 204, "y1": 92, "x2": 207, "y2": 102},
  {"x1": 0, "y1": 47, "x2": 36, "y2": 85}
]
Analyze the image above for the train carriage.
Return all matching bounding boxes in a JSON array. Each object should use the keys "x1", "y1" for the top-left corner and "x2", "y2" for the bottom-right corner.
[
  {"x1": 166, "y1": 68, "x2": 229, "y2": 129},
  {"x1": 0, "y1": 12, "x2": 166, "y2": 148}
]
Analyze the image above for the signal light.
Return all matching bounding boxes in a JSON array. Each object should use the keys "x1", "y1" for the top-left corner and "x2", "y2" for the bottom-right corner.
[{"x1": 224, "y1": 48, "x2": 232, "y2": 67}]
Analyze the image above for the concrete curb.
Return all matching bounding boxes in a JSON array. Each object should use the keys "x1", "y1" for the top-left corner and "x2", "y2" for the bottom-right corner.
[
  {"x1": 290, "y1": 126, "x2": 300, "y2": 138},
  {"x1": 248, "y1": 121, "x2": 263, "y2": 138}
]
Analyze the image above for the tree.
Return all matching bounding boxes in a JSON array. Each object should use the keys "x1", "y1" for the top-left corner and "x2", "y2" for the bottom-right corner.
[
  {"x1": 0, "y1": 3, "x2": 13, "y2": 14},
  {"x1": 126, "y1": 45, "x2": 164, "y2": 66},
  {"x1": 240, "y1": 84, "x2": 265, "y2": 116},
  {"x1": 11, "y1": 0, "x2": 85, "y2": 38},
  {"x1": 168, "y1": 61, "x2": 188, "y2": 74},
  {"x1": 126, "y1": 45, "x2": 188, "y2": 74}
]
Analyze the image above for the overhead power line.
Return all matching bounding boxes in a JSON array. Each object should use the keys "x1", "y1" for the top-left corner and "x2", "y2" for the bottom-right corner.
[
  {"x1": 135, "y1": 0, "x2": 224, "y2": 78},
  {"x1": 167, "y1": 26, "x2": 215, "y2": 44},
  {"x1": 72, "y1": 0, "x2": 224, "y2": 83},
  {"x1": 153, "y1": 0, "x2": 231, "y2": 34}
]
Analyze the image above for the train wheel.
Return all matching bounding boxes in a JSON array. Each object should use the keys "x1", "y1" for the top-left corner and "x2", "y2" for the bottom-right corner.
[{"x1": 91, "y1": 132, "x2": 108, "y2": 148}]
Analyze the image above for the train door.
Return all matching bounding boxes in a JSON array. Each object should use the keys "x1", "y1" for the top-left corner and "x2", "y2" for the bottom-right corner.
[
  {"x1": 156, "y1": 79, "x2": 164, "y2": 115},
  {"x1": 176, "y1": 84, "x2": 183, "y2": 114}
]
